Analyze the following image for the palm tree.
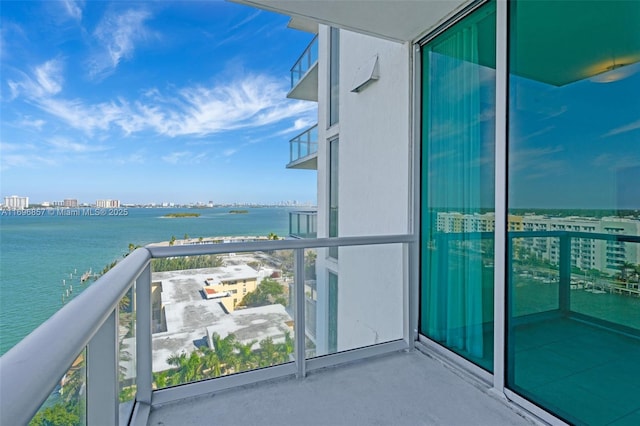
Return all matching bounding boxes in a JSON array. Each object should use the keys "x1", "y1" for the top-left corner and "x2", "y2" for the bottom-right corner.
[
  {"x1": 198, "y1": 346, "x2": 222, "y2": 378},
  {"x1": 257, "y1": 337, "x2": 280, "y2": 368},
  {"x1": 211, "y1": 333, "x2": 238, "y2": 374},
  {"x1": 235, "y1": 340, "x2": 258, "y2": 372},
  {"x1": 166, "y1": 351, "x2": 203, "y2": 385},
  {"x1": 153, "y1": 371, "x2": 169, "y2": 389}
]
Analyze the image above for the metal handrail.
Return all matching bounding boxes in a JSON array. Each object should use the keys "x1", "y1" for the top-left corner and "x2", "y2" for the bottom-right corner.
[
  {"x1": 0, "y1": 248, "x2": 152, "y2": 425},
  {"x1": 147, "y1": 234, "x2": 415, "y2": 258},
  {"x1": 0, "y1": 234, "x2": 415, "y2": 425}
]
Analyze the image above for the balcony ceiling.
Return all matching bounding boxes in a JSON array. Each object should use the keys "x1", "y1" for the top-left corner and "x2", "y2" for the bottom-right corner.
[
  {"x1": 230, "y1": 0, "x2": 468, "y2": 42},
  {"x1": 513, "y1": 0, "x2": 640, "y2": 86},
  {"x1": 235, "y1": 1, "x2": 640, "y2": 88}
]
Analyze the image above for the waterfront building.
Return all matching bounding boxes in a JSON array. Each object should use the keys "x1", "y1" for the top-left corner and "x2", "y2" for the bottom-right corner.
[
  {"x1": 96, "y1": 199, "x2": 121, "y2": 208},
  {"x1": 437, "y1": 212, "x2": 640, "y2": 274},
  {"x1": 1, "y1": 1, "x2": 639, "y2": 425},
  {"x1": 63, "y1": 199, "x2": 78, "y2": 208},
  {"x1": 3, "y1": 195, "x2": 29, "y2": 209}
]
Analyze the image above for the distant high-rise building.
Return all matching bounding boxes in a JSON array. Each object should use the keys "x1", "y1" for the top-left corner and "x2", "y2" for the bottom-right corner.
[
  {"x1": 96, "y1": 199, "x2": 120, "y2": 208},
  {"x1": 3, "y1": 195, "x2": 29, "y2": 210},
  {"x1": 63, "y1": 199, "x2": 78, "y2": 208}
]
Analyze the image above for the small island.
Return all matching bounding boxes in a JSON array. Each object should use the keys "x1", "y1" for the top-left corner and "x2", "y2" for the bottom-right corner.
[
  {"x1": 229, "y1": 210, "x2": 249, "y2": 214},
  {"x1": 163, "y1": 213, "x2": 201, "y2": 218}
]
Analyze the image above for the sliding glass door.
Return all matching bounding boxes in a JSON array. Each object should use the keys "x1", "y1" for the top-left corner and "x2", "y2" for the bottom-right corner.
[{"x1": 420, "y1": 1, "x2": 496, "y2": 372}]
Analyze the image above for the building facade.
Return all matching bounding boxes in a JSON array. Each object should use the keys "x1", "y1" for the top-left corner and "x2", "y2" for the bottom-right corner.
[
  {"x1": 2, "y1": 195, "x2": 29, "y2": 209},
  {"x1": 96, "y1": 199, "x2": 121, "y2": 208},
  {"x1": 265, "y1": 0, "x2": 640, "y2": 424}
]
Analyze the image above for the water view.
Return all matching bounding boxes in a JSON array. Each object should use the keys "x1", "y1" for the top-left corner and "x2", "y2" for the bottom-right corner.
[{"x1": 0, "y1": 207, "x2": 294, "y2": 354}]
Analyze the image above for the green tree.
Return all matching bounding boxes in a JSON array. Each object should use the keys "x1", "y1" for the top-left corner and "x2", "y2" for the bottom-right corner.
[
  {"x1": 29, "y1": 403, "x2": 79, "y2": 426},
  {"x1": 238, "y1": 278, "x2": 286, "y2": 308},
  {"x1": 198, "y1": 346, "x2": 222, "y2": 378},
  {"x1": 169, "y1": 235, "x2": 176, "y2": 246},
  {"x1": 166, "y1": 351, "x2": 204, "y2": 385}
]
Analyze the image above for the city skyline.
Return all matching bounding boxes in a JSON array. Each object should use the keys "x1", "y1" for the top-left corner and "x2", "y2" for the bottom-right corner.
[{"x1": 1, "y1": 1, "x2": 318, "y2": 204}]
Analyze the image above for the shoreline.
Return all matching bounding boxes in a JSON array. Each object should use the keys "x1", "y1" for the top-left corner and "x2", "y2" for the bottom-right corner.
[{"x1": 146, "y1": 235, "x2": 279, "y2": 247}]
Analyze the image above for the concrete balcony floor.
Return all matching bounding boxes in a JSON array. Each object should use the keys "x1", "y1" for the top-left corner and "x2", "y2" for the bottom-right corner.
[{"x1": 148, "y1": 349, "x2": 540, "y2": 426}]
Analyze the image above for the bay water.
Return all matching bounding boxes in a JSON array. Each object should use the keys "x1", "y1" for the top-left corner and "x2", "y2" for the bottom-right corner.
[{"x1": 0, "y1": 207, "x2": 293, "y2": 354}]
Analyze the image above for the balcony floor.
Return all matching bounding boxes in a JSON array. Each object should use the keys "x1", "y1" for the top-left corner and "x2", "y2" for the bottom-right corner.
[{"x1": 147, "y1": 350, "x2": 538, "y2": 426}]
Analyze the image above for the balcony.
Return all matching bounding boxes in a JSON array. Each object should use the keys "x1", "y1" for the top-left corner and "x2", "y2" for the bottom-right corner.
[
  {"x1": 1, "y1": 235, "x2": 422, "y2": 426},
  {"x1": 287, "y1": 124, "x2": 317, "y2": 170},
  {"x1": 3, "y1": 231, "x2": 639, "y2": 425},
  {"x1": 289, "y1": 210, "x2": 317, "y2": 239},
  {"x1": 287, "y1": 35, "x2": 318, "y2": 101}
]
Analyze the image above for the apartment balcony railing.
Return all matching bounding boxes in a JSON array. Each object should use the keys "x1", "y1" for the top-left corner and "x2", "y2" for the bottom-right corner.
[
  {"x1": 0, "y1": 234, "x2": 415, "y2": 426},
  {"x1": 287, "y1": 124, "x2": 318, "y2": 170},
  {"x1": 287, "y1": 35, "x2": 318, "y2": 101},
  {"x1": 289, "y1": 210, "x2": 317, "y2": 238}
]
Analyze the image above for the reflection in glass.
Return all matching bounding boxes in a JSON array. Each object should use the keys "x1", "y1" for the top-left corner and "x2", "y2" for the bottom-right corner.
[
  {"x1": 29, "y1": 351, "x2": 86, "y2": 426},
  {"x1": 507, "y1": 1, "x2": 640, "y2": 424},
  {"x1": 420, "y1": 1, "x2": 496, "y2": 372},
  {"x1": 329, "y1": 138, "x2": 339, "y2": 259},
  {"x1": 119, "y1": 283, "x2": 136, "y2": 418}
]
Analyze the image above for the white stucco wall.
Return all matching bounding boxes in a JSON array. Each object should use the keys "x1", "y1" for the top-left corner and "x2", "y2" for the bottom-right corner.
[{"x1": 314, "y1": 26, "x2": 411, "y2": 354}]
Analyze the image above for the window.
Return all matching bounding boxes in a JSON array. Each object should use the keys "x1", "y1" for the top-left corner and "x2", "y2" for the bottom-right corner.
[
  {"x1": 328, "y1": 272, "x2": 338, "y2": 353},
  {"x1": 329, "y1": 27, "x2": 340, "y2": 126},
  {"x1": 329, "y1": 137, "x2": 339, "y2": 259}
]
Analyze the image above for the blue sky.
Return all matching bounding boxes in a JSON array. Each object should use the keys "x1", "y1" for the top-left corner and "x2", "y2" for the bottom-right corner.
[{"x1": 1, "y1": 0, "x2": 317, "y2": 205}]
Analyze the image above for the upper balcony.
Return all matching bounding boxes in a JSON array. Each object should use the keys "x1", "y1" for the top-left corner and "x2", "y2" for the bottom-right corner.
[
  {"x1": 289, "y1": 210, "x2": 317, "y2": 239},
  {"x1": 287, "y1": 124, "x2": 317, "y2": 169},
  {"x1": 287, "y1": 35, "x2": 318, "y2": 101}
]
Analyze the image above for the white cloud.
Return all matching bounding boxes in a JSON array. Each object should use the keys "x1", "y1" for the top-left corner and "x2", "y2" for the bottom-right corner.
[
  {"x1": 603, "y1": 119, "x2": 640, "y2": 138},
  {"x1": 161, "y1": 151, "x2": 207, "y2": 165},
  {"x1": 47, "y1": 136, "x2": 109, "y2": 153},
  {"x1": 0, "y1": 141, "x2": 58, "y2": 170},
  {"x1": 510, "y1": 145, "x2": 566, "y2": 178},
  {"x1": 9, "y1": 58, "x2": 315, "y2": 141},
  {"x1": 19, "y1": 118, "x2": 47, "y2": 130},
  {"x1": 276, "y1": 117, "x2": 316, "y2": 136},
  {"x1": 8, "y1": 59, "x2": 64, "y2": 100},
  {"x1": 62, "y1": 0, "x2": 84, "y2": 21},
  {"x1": 35, "y1": 60, "x2": 64, "y2": 95},
  {"x1": 89, "y1": 9, "x2": 152, "y2": 78}
]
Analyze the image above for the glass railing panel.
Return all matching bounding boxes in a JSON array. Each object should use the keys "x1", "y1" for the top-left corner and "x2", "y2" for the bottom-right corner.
[
  {"x1": 303, "y1": 248, "x2": 318, "y2": 357},
  {"x1": 307, "y1": 243, "x2": 404, "y2": 359},
  {"x1": 510, "y1": 236, "x2": 560, "y2": 318},
  {"x1": 570, "y1": 239, "x2": 640, "y2": 331},
  {"x1": 290, "y1": 36, "x2": 318, "y2": 89},
  {"x1": 151, "y1": 252, "x2": 295, "y2": 389},
  {"x1": 119, "y1": 284, "x2": 136, "y2": 417},
  {"x1": 29, "y1": 351, "x2": 86, "y2": 426},
  {"x1": 289, "y1": 125, "x2": 318, "y2": 164},
  {"x1": 289, "y1": 211, "x2": 317, "y2": 239}
]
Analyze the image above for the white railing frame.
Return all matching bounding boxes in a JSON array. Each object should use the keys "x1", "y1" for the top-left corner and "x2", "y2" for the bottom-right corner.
[
  {"x1": 0, "y1": 234, "x2": 415, "y2": 425},
  {"x1": 290, "y1": 35, "x2": 318, "y2": 88}
]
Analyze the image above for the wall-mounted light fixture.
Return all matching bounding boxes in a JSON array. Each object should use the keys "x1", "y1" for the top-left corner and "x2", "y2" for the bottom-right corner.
[{"x1": 351, "y1": 55, "x2": 379, "y2": 93}]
